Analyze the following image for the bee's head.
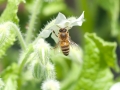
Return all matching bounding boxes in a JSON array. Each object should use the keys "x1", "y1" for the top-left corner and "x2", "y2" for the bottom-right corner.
[{"x1": 59, "y1": 28, "x2": 67, "y2": 32}]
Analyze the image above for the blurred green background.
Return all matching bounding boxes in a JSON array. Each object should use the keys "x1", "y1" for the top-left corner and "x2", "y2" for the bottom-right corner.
[{"x1": 0, "y1": 0, "x2": 120, "y2": 90}]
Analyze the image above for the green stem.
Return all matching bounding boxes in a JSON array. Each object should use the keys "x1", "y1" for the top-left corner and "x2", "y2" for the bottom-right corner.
[
  {"x1": 19, "y1": 45, "x2": 33, "y2": 73},
  {"x1": 8, "y1": 22, "x2": 26, "y2": 50},
  {"x1": 25, "y1": 0, "x2": 42, "y2": 44},
  {"x1": 14, "y1": 26, "x2": 27, "y2": 50},
  {"x1": 61, "y1": 63, "x2": 81, "y2": 90}
]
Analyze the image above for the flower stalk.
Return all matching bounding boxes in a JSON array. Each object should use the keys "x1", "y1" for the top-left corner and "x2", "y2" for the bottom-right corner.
[
  {"x1": 7, "y1": 22, "x2": 27, "y2": 50},
  {"x1": 19, "y1": 45, "x2": 33, "y2": 73},
  {"x1": 25, "y1": 0, "x2": 43, "y2": 44}
]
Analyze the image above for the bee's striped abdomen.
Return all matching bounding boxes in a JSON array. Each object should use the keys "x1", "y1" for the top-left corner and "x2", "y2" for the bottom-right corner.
[{"x1": 61, "y1": 45, "x2": 69, "y2": 56}]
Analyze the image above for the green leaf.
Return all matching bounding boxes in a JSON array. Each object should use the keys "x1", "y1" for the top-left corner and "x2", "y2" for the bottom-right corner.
[
  {"x1": 74, "y1": 33, "x2": 118, "y2": 90},
  {"x1": 0, "y1": 63, "x2": 19, "y2": 90},
  {"x1": 0, "y1": 63, "x2": 19, "y2": 78},
  {"x1": 87, "y1": 33, "x2": 118, "y2": 71},
  {"x1": 0, "y1": 0, "x2": 25, "y2": 24}
]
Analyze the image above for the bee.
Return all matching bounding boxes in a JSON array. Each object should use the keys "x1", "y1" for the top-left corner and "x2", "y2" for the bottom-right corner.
[{"x1": 53, "y1": 27, "x2": 75, "y2": 56}]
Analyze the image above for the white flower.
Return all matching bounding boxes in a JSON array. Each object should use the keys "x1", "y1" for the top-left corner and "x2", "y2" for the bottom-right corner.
[
  {"x1": 110, "y1": 82, "x2": 120, "y2": 90},
  {"x1": 41, "y1": 79, "x2": 60, "y2": 90},
  {"x1": 40, "y1": 12, "x2": 85, "y2": 43}
]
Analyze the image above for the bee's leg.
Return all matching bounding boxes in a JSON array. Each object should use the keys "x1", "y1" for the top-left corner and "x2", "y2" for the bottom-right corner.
[
  {"x1": 52, "y1": 30, "x2": 59, "y2": 49},
  {"x1": 52, "y1": 31, "x2": 61, "y2": 53},
  {"x1": 52, "y1": 42, "x2": 60, "y2": 54},
  {"x1": 56, "y1": 25, "x2": 69, "y2": 30},
  {"x1": 53, "y1": 42, "x2": 59, "y2": 49},
  {"x1": 53, "y1": 31, "x2": 58, "y2": 37},
  {"x1": 56, "y1": 25, "x2": 61, "y2": 29}
]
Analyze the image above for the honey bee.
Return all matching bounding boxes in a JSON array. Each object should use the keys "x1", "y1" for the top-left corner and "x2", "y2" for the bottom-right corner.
[{"x1": 53, "y1": 27, "x2": 76, "y2": 56}]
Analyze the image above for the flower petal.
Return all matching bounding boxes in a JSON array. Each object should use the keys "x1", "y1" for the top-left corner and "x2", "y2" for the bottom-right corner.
[
  {"x1": 71, "y1": 11, "x2": 85, "y2": 26},
  {"x1": 55, "y1": 12, "x2": 67, "y2": 24},
  {"x1": 40, "y1": 30, "x2": 52, "y2": 38},
  {"x1": 77, "y1": 11, "x2": 85, "y2": 22},
  {"x1": 39, "y1": 11, "x2": 85, "y2": 43}
]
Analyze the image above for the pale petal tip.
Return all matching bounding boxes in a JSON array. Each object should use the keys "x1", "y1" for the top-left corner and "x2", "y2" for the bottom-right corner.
[
  {"x1": 79, "y1": 11, "x2": 85, "y2": 22},
  {"x1": 55, "y1": 12, "x2": 67, "y2": 24}
]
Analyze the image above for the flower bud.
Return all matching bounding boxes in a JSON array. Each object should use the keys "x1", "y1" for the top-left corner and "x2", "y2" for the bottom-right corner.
[
  {"x1": 41, "y1": 79, "x2": 60, "y2": 90},
  {"x1": 33, "y1": 38, "x2": 50, "y2": 64},
  {"x1": 30, "y1": 39, "x2": 56, "y2": 80},
  {"x1": 31, "y1": 60, "x2": 55, "y2": 80},
  {"x1": 45, "y1": 62, "x2": 55, "y2": 79},
  {"x1": 32, "y1": 60, "x2": 45, "y2": 79},
  {"x1": 0, "y1": 22, "x2": 16, "y2": 58}
]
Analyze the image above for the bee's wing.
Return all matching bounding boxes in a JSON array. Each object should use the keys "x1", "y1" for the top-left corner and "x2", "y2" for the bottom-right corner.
[
  {"x1": 69, "y1": 37, "x2": 82, "y2": 57},
  {"x1": 69, "y1": 37, "x2": 79, "y2": 48}
]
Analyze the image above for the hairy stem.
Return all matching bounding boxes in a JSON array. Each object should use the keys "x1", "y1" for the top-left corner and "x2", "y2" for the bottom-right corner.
[
  {"x1": 25, "y1": 0, "x2": 42, "y2": 44},
  {"x1": 19, "y1": 45, "x2": 33, "y2": 73},
  {"x1": 8, "y1": 22, "x2": 26, "y2": 50}
]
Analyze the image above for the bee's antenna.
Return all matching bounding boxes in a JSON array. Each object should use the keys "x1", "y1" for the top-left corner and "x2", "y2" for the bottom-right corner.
[
  {"x1": 64, "y1": 26, "x2": 68, "y2": 29},
  {"x1": 56, "y1": 25, "x2": 69, "y2": 29},
  {"x1": 56, "y1": 25, "x2": 61, "y2": 29}
]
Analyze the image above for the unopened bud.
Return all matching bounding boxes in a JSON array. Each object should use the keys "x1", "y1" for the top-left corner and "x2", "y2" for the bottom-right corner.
[
  {"x1": 41, "y1": 79, "x2": 60, "y2": 90},
  {"x1": 0, "y1": 22, "x2": 16, "y2": 58},
  {"x1": 45, "y1": 62, "x2": 55, "y2": 79},
  {"x1": 32, "y1": 61, "x2": 45, "y2": 79},
  {"x1": 33, "y1": 38, "x2": 50, "y2": 64}
]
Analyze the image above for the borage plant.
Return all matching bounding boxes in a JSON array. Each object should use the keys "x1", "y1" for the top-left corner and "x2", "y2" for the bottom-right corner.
[{"x1": 0, "y1": 0, "x2": 119, "y2": 90}]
